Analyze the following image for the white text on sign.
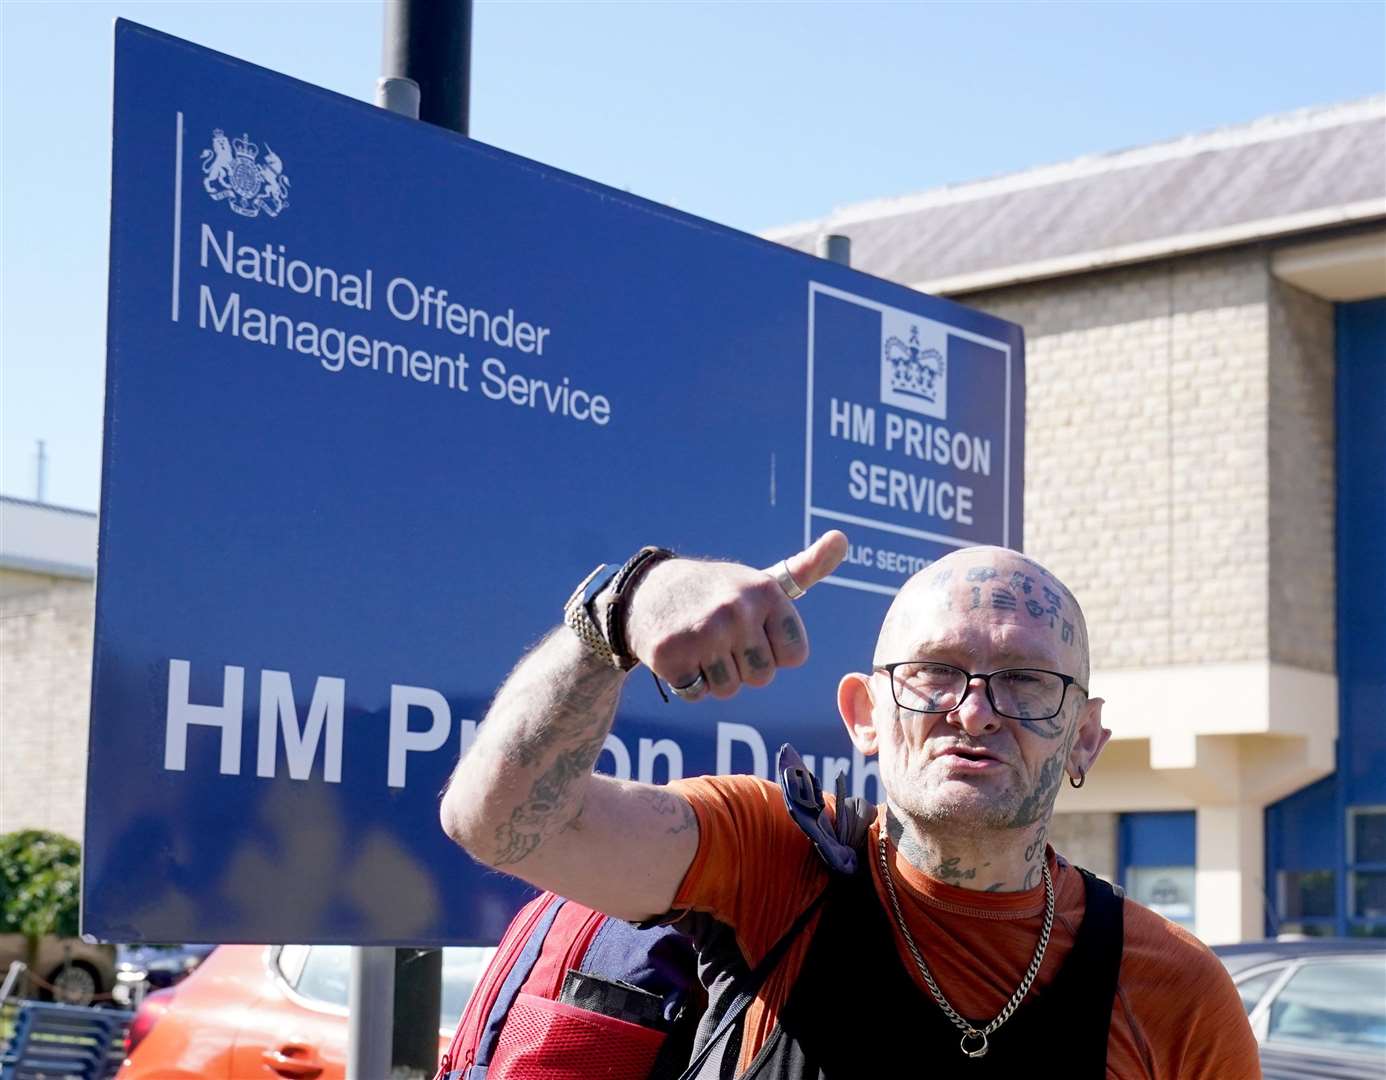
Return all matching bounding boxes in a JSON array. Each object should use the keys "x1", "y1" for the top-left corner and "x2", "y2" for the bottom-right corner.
[
  {"x1": 161, "y1": 660, "x2": 882, "y2": 797},
  {"x1": 189, "y1": 225, "x2": 613, "y2": 426},
  {"x1": 828, "y1": 397, "x2": 992, "y2": 526}
]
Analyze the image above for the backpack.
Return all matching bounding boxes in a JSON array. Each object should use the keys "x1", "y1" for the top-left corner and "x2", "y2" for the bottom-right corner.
[
  {"x1": 436, "y1": 744, "x2": 870, "y2": 1080},
  {"x1": 435, "y1": 890, "x2": 701, "y2": 1080}
]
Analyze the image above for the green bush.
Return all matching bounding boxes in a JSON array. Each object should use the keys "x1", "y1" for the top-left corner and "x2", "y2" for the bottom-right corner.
[{"x1": 0, "y1": 830, "x2": 81, "y2": 941}]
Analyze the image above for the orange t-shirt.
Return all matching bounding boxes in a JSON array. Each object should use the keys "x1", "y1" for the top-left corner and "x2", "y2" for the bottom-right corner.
[{"x1": 667, "y1": 774, "x2": 1260, "y2": 1080}]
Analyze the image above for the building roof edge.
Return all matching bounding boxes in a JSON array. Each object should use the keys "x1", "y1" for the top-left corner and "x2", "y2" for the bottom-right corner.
[
  {"x1": 0, "y1": 494, "x2": 98, "y2": 519},
  {"x1": 915, "y1": 200, "x2": 1386, "y2": 296},
  {"x1": 763, "y1": 95, "x2": 1386, "y2": 240}
]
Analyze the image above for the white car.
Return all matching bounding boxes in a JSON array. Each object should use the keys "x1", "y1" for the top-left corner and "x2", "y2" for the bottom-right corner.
[{"x1": 1214, "y1": 939, "x2": 1386, "y2": 1079}]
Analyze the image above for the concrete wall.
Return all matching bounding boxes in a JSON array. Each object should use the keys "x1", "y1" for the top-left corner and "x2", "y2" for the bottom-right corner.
[
  {"x1": 955, "y1": 247, "x2": 1338, "y2": 940},
  {"x1": 0, "y1": 567, "x2": 67, "y2": 599},
  {"x1": 958, "y1": 247, "x2": 1276, "y2": 673},
  {"x1": 0, "y1": 575, "x2": 94, "y2": 841},
  {"x1": 959, "y1": 249, "x2": 1337, "y2": 682},
  {"x1": 1048, "y1": 811, "x2": 1117, "y2": 882},
  {"x1": 1267, "y1": 280, "x2": 1336, "y2": 674}
]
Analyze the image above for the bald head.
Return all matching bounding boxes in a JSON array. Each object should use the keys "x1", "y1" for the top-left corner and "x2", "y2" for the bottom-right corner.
[{"x1": 875, "y1": 546, "x2": 1090, "y2": 684}]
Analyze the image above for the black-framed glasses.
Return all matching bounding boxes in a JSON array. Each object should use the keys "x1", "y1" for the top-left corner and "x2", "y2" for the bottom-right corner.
[{"x1": 873, "y1": 661, "x2": 1087, "y2": 721}]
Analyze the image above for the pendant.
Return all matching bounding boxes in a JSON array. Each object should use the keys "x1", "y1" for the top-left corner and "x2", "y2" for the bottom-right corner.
[{"x1": 960, "y1": 1030, "x2": 988, "y2": 1058}]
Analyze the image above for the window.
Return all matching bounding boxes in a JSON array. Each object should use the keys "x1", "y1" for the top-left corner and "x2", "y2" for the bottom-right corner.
[
  {"x1": 441, "y1": 947, "x2": 497, "y2": 1029},
  {"x1": 1266, "y1": 959, "x2": 1386, "y2": 1052},
  {"x1": 1276, "y1": 922, "x2": 1334, "y2": 938},
  {"x1": 1233, "y1": 968, "x2": 1283, "y2": 1014},
  {"x1": 1119, "y1": 812, "x2": 1195, "y2": 930},
  {"x1": 275, "y1": 944, "x2": 310, "y2": 984},
  {"x1": 1264, "y1": 776, "x2": 1339, "y2": 936},
  {"x1": 1352, "y1": 872, "x2": 1386, "y2": 919},
  {"x1": 295, "y1": 945, "x2": 352, "y2": 1008},
  {"x1": 278, "y1": 945, "x2": 495, "y2": 1025},
  {"x1": 1126, "y1": 866, "x2": 1195, "y2": 928},
  {"x1": 1349, "y1": 807, "x2": 1386, "y2": 935},
  {"x1": 1279, "y1": 869, "x2": 1336, "y2": 920},
  {"x1": 1277, "y1": 867, "x2": 1337, "y2": 936},
  {"x1": 1354, "y1": 810, "x2": 1386, "y2": 863}
]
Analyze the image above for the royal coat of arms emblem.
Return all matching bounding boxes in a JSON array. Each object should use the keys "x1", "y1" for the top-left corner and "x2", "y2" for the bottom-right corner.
[
  {"x1": 200, "y1": 129, "x2": 290, "y2": 218},
  {"x1": 879, "y1": 310, "x2": 949, "y2": 420},
  {"x1": 884, "y1": 325, "x2": 945, "y2": 403}
]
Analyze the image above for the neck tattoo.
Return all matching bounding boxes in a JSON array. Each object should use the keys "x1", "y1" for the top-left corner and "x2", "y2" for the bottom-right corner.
[{"x1": 878, "y1": 831, "x2": 1054, "y2": 1058}]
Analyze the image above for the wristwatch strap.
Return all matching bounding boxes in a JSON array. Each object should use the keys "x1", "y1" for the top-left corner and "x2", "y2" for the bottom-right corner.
[{"x1": 564, "y1": 564, "x2": 622, "y2": 668}]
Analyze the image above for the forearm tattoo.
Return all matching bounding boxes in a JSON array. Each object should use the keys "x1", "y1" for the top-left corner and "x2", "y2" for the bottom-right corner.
[{"x1": 461, "y1": 632, "x2": 625, "y2": 867}]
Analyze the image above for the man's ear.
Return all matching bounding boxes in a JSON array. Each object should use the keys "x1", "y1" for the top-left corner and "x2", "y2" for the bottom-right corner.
[
  {"x1": 839, "y1": 672, "x2": 879, "y2": 756},
  {"x1": 1068, "y1": 696, "x2": 1110, "y2": 781}
]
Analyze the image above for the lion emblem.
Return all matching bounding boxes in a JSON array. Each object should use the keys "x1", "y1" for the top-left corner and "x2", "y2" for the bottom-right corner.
[
  {"x1": 200, "y1": 129, "x2": 234, "y2": 193},
  {"x1": 199, "y1": 128, "x2": 291, "y2": 219}
]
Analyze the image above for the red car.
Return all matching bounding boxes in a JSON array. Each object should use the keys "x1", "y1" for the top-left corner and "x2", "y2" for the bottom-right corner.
[{"x1": 118, "y1": 943, "x2": 494, "y2": 1078}]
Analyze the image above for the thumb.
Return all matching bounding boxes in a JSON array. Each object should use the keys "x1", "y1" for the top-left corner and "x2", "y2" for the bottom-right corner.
[{"x1": 764, "y1": 530, "x2": 848, "y2": 595}]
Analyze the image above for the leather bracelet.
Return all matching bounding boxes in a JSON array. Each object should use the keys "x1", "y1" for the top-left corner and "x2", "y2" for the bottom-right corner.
[
  {"x1": 604, "y1": 547, "x2": 675, "y2": 664},
  {"x1": 563, "y1": 548, "x2": 675, "y2": 671}
]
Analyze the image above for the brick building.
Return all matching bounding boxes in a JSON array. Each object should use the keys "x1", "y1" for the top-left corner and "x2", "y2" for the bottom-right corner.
[
  {"x1": 767, "y1": 96, "x2": 1386, "y2": 942},
  {"x1": 0, "y1": 496, "x2": 98, "y2": 842}
]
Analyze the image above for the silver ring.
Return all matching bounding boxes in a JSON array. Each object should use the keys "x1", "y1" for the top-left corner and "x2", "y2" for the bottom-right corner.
[
  {"x1": 670, "y1": 673, "x2": 707, "y2": 700},
  {"x1": 770, "y1": 560, "x2": 805, "y2": 600}
]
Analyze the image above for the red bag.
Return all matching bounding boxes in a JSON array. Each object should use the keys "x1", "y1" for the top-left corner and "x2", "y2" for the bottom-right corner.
[
  {"x1": 438, "y1": 745, "x2": 868, "y2": 1080},
  {"x1": 436, "y1": 892, "x2": 698, "y2": 1080},
  {"x1": 488, "y1": 994, "x2": 666, "y2": 1079}
]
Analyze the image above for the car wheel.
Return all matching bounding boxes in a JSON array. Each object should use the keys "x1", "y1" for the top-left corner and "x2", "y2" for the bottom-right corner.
[{"x1": 45, "y1": 962, "x2": 100, "y2": 1006}]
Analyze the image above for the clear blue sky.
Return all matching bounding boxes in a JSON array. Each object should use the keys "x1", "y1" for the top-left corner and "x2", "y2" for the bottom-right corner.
[{"x1": 2, "y1": 0, "x2": 1383, "y2": 511}]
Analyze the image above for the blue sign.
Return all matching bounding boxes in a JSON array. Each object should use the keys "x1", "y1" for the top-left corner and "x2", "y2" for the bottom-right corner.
[
  {"x1": 87, "y1": 21, "x2": 1024, "y2": 945},
  {"x1": 806, "y1": 287, "x2": 1020, "y2": 594}
]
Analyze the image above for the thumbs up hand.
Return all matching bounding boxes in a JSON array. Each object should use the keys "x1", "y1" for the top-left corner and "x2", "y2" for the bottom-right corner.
[{"x1": 621, "y1": 531, "x2": 848, "y2": 700}]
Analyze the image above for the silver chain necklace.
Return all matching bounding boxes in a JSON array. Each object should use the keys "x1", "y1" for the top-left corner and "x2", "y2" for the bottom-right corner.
[{"x1": 877, "y1": 832, "x2": 1054, "y2": 1059}]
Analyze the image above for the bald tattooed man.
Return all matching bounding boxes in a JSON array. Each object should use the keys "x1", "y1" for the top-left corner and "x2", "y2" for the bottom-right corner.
[{"x1": 442, "y1": 534, "x2": 1260, "y2": 1079}]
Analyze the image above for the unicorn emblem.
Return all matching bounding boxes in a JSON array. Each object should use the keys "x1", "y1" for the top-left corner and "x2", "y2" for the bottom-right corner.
[
  {"x1": 255, "y1": 146, "x2": 291, "y2": 218},
  {"x1": 199, "y1": 128, "x2": 291, "y2": 219}
]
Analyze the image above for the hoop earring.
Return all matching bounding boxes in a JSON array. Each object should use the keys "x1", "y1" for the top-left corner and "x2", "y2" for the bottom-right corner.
[{"x1": 1068, "y1": 769, "x2": 1085, "y2": 789}]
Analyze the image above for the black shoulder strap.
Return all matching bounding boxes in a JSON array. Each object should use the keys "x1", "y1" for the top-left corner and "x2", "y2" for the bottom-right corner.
[
  {"x1": 1067, "y1": 866, "x2": 1126, "y2": 1077},
  {"x1": 777, "y1": 743, "x2": 871, "y2": 875},
  {"x1": 675, "y1": 886, "x2": 829, "y2": 1080},
  {"x1": 672, "y1": 748, "x2": 869, "y2": 1078}
]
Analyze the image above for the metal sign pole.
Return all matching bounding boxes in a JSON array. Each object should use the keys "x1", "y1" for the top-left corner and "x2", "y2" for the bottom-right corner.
[
  {"x1": 347, "y1": 946, "x2": 395, "y2": 1080},
  {"x1": 816, "y1": 233, "x2": 851, "y2": 266},
  {"x1": 349, "y1": 6, "x2": 473, "y2": 1076},
  {"x1": 382, "y1": 0, "x2": 473, "y2": 135}
]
